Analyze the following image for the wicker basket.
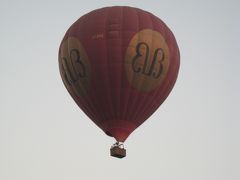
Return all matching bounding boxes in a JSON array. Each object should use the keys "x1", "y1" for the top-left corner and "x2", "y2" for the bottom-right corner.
[{"x1": 110, "y1": 146, "x2": 126, "y2": 158}]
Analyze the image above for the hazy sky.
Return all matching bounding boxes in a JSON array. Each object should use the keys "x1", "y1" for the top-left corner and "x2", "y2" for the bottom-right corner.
[{"x1": 1, "y1": 0, "x2": 240, "y2": 180}]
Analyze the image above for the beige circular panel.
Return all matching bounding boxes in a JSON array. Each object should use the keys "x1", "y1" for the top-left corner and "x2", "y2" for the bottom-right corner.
[
  {"x1": 125, "y1": 29, "x2": 170, "y2": 91},
  {"x1": 59, "y1": 37, "x2": 91, "y2": 97}
]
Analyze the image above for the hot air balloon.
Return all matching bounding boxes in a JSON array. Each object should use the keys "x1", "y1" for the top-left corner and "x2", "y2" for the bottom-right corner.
[{"x1": 58, "y1": 6, "x2": 180, "y2": 158}]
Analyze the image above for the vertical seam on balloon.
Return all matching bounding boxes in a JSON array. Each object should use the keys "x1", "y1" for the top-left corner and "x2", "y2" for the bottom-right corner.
[
  {"x1": 105, "y1": 8, "x2": 115, "y2": 123},
  {"x1": 95, "y1": 11, "x2": 112, "y2": 124},
  {"x1": 118, "y1": 7, "x2": 123, "y2": 121},
  {"x1": 121, "y1": 7, "x2": 130, "y2": 121},
  {"x1": 130, "y1": 8, "x2": 142, "y2": 122},
  {"x1": 127, "y1": 10, "x2": 150, "y2": 123},
  {"x1": 121, "y1": 7, "x2": 129, "y2": 123},
  {"x1": 131, "y1": 13, "x2": 155, "y2": 123},
  {"x1": 122, "y1": 7, "x2": 140, "y2": 123},
  {"x1": 98, "y1": 9, "x2": 111, "y2": 124},
  {"x1": 119, "y1": 7, "x2": 124, "y2": 121}
]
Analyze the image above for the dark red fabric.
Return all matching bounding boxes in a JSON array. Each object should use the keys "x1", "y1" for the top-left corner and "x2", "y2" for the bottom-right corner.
[{"x1": 59, "y1": 6, "x2": 180, "y2": 142}]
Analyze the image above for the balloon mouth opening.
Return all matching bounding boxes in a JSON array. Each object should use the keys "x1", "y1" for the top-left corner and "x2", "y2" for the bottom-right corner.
[
  {"x1": 104, "y1": 128, "x2": 131, "y2": 142},
  {"x1": 101, "y1": 120, "x2": 137, "y2": 142}
]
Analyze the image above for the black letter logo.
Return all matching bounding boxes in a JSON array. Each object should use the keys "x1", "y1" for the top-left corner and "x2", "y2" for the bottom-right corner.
[
  {"x1": 61, "y1": 49, "x2": 86, "y2": 86},
  {"x1": 131, "y1": 42, "x2": 165, "y2": 79}
]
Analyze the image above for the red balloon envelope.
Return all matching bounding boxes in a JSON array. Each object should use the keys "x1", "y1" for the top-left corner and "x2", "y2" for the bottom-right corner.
[{"x1": 59, "y1": 6, "x2": 180, "y2": 146}]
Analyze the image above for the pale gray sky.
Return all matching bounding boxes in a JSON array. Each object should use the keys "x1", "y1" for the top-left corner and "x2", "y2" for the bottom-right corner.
[{"x1": 1, "y1": 0, "x2": 240, "y2": 180}]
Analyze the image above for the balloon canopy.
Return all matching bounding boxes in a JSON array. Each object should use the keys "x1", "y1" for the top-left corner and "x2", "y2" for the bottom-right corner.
[{"x1": 58, "y1": 6, "x2": 180, "y2": 145}]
